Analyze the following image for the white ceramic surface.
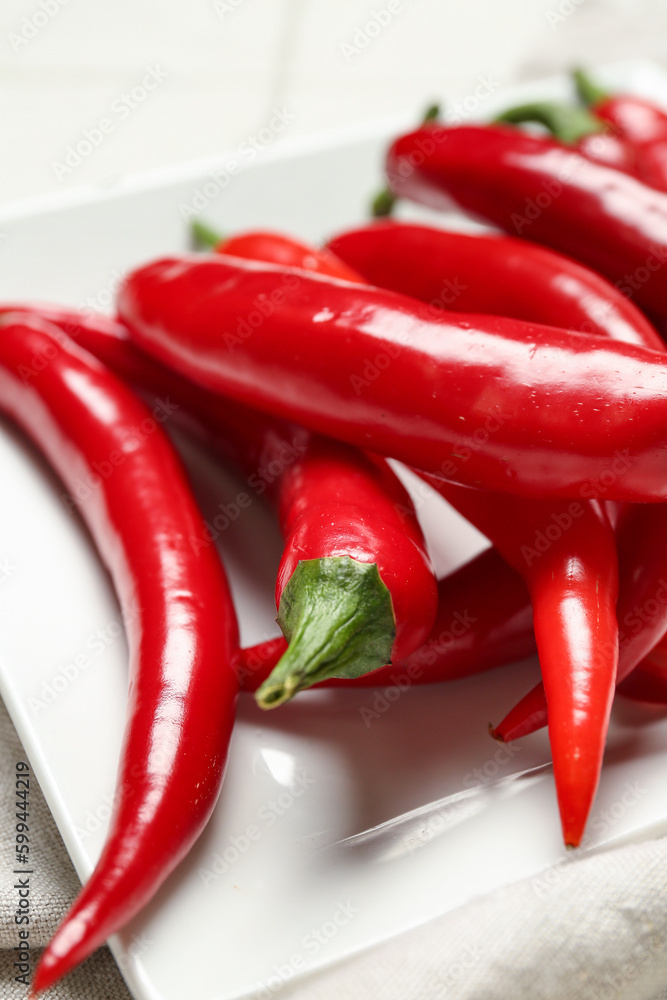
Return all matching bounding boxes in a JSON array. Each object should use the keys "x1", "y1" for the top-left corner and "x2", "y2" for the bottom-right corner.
[{"x1": 2, "y1": 63, "x2": 667, "y2": 1000}]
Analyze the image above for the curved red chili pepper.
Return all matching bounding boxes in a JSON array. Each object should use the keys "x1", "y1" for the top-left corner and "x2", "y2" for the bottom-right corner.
[
  {"x1": 328, "y1": 221, "x2": 659, "y2": 846},
  {"x1": 574, "y1": 69, "x2": 667, "y2": 144},
  {"x1": 326, "y1": 221, "x2": 661, "y2": 348},
  {"x1": 384, "y1": 122, "x2": 667, "y2": 322},
  {"x1": 493, "y1": 501, "x2": 667, "y2": 742},
  {"x1": 0, "y1": 314, "x2": 239, "y2": 995},
  {"x1": 574, "y1": 68, "x2": 667, "y2": 191},
  {"x1": 426, "y1": 484, "x2": 618, "y2": 845},
  {"x1": 237, "y1": 545, "x2": 535, "y2": 690},
  {"x1": 0, "y1": 303, "x2": 438, "y2": 704},
  {"x1": 194, "y1": 221, "x2": 363, "y2": 282},
  {"x1": 262, "y1": 441, "x2": 438, "y2": 704},
  {"x1": 116, "y1": 253, "x2": 667, "y2": 503}
]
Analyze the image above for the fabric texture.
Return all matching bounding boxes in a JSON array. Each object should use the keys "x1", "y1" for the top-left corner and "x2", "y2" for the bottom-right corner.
[
  {"x1": 281, "y1": 837, "x2": 667, "y2": 1000},
  {"x1": 2, "y1": 696, "x2": 667, "y2": 1000},
  {"x1": 0, "y1": 698, "x2": 133, "y2": 999}
]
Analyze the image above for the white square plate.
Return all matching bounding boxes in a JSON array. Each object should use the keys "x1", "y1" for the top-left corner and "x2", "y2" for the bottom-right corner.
[{"x1": 2, "y1": 60, "x2": 667, "y2": 1000}]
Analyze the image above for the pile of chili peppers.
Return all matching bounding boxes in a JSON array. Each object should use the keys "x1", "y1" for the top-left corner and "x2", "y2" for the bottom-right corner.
[{"x1": 6, "y1": 68, "x2": 667, "y2": 995}]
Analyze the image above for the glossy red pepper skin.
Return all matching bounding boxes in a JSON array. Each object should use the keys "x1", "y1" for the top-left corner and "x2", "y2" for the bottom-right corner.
[
  {"x1": 635, "y1": 143, "x2": 667, "y2": 192},
  {"x1": 594, "y1": 96, "x2": 667, "y2": 147},
  {"x1": 582, "y1": 85, "x2": 667, "y2": 190},
  {"x1": 0, "y1": 315, "x2": 239, "y2": 995},
  {"x1": 116, "y1": 253, "x2": 667, "y2": 503},
  {"x1": 494, "y1": 500, "x2": 667, "y2": 742},
  {"x1": 427, "y1": 481, "x2": 617, "y2": 845},
  {"x1": 236, "y1": 546, "x2": 535, "y2": 690},
  {"x1": 385, "y1": 123, "x2": 667, "y2": 321},
  {"x1": 327, "y1": 221, "x2": 662, "y2": 348},
  {"x1": 575, "y1": 130, "x2": 638, "y2": 175},
  {"x1": 216, "y1": 230, "x2": 363, "y2": 282},
  {"x1": 1, "y1": 303, "x2": 438, "y2": 691},
  {"x1": 498, "y1": 83, "x2": 667, "y2": 191},
  {"x1": 493, "y1": 100, "x2": 640, "y2": 180},
  {"x1": 270, "y1": 441, "x2": 438, "y2": 672}
]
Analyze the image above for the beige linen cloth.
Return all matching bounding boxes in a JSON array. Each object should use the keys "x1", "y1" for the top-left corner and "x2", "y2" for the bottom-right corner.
[{"x1": 2, "y1": 697, "x2": 667, "y2": 1000}]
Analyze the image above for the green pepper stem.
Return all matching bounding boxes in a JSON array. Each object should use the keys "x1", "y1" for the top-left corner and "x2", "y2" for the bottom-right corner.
[
  {"x1": 191, "y1": 219, "x2": 225, "y2": 251},
  {"x1": 371, "y1": 189, "x2": 398, "y2": 218},
  {"x1": 572, "y1": 67, "x2": 609, "y2": 108},
  {"x1": 495, "y1": 100, "x2": 604, "y2": 144},
  {"x1": 255, "y1": 557, "x2": 395, "y2": 709},
  {"x1": 369, "y1": 101, "x2": 440, "y2": 218}
]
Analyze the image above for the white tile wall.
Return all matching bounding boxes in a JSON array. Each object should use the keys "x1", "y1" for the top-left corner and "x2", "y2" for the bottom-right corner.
[{"x1": 1, "y1": 0, "x2": 667, "y2": 205}]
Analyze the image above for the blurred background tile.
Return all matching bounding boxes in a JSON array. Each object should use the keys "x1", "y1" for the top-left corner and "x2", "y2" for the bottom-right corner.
[
  {"x1": 3, "y1": 0, "x2": 667, "y2": 201},
  {"x1": 0, "y1": 0, "x2": 293, "y2": 200}
]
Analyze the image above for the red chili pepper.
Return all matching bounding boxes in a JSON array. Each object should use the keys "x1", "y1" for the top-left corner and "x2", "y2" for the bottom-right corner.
[
  {"x1": 328, "y1": 221, "x2": 657, "y2": 845},
  {"x1": 426, "y1": 484, "x2": 618, "y2": 845},
  {"x1": 574, "y1": 69, "x2": 667, "y2": 145},
  {"x1": 493, "y1": 101, "x2": 639, "y2": 177},
  {"x1": 384, "y1": 122, "x2": 667, "y2": 322},
  {"x1": 493, "y1": 79, "x2": 667, "y2": 192},
  {"x1": 259, "y1": 441, "x2": 438, "y2": 704},
  {"x1": 191, "y1": 218, "x2": 362, "y2": 282},
  {"x1": 0, "y1": 314, "x2": 239, "y2": 995},
  {"x1": 116, "y1": 253, "x2": 667, "y2": 502},
  {"x1": 237, "y1": 545, "x2": 535, "y2": 690},
  {"x1": 493, "y1": 500, "x2": 667, "y2": 741},
  {"x1": 326, "y1": 221, "x2": 661, "y2": 348},
  {"x1": 0, "y1": 303, "x2": 438, "y2": 704},
  {"x1": 573, "y1": 68, "x2": 667, "y2": 191}
]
